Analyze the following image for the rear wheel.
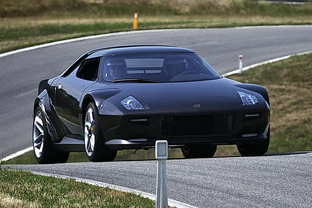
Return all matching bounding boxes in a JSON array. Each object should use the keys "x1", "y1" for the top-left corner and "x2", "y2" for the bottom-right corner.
[
  {"x1": 237, "y1": 128, "x2": 270, "y2": 156},
  {"x1": 84, "y1": 102, "x2": 117, "y2": 162},
  {"x1": 181, "y1": 145, "x2": 217, "y2": 158},
  {"x1": 32, "y1": 106, "x2": 69, "y2": 164}
]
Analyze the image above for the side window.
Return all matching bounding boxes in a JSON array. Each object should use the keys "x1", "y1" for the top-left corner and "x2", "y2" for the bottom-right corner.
[
  {"x1": 77, "y1": 58, "x2": 100, "y2": 81},
  {"x1": 61, "y1": 54, "x2": 89, "y2": 77}
]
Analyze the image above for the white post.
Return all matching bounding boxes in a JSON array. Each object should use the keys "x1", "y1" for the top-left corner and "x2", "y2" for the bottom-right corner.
[
  {"x1": 155, "y1": 140, "x2": 168, "y2": 208},
  {"x1": 239, "y1": 55, "x2": 243, "y2": 73}
]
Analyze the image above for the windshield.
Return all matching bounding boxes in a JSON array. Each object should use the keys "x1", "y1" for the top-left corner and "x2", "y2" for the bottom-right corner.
[{"x1": 101, "y1": 53, "x2": 221, "y2": 83}]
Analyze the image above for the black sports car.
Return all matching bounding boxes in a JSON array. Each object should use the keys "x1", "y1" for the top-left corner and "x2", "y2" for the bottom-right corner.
[{"x1": 32, "y1": 45, "x2": 270, "y2": 163}]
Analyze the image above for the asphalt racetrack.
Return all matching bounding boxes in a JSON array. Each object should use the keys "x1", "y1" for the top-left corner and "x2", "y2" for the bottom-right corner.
[
  {"x1": 9, "y1": 152, "x2": 312, "y2": 207},
  {"x1": 1, "y1": 25, "x2": 312, "y2": 207}
]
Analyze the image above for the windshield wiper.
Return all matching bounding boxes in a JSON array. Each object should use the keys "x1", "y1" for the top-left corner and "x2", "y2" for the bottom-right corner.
[{"x1": 113, "y1": 78, "x2": 160, "y2": 83}]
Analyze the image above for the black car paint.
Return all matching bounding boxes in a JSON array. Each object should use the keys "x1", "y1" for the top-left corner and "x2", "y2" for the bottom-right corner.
[{"x1": 34, "y1": 45, "x2": 270, "y2": 152}]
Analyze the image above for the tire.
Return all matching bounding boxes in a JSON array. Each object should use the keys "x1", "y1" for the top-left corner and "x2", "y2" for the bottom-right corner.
[
  {"x1": 32, "y1": 106, "x2": 69, "y2": 164},
  {"x1": 84, "y1": 102, "x2": 117, "y2": 162},
  {"x1": 181, "y1": 145, "x2": 217, "y2": 158},
  {"x1": 237, "y1": 128, "x2": 270, "y2": 156}
]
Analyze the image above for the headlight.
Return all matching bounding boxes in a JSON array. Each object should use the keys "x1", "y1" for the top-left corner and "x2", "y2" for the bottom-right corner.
[
  {"x1": 237, "y1": 91, "x2": 258, "y2": 105},
  {"x1": 121, "y1": 96, "x2": 144, "y2": 110}
]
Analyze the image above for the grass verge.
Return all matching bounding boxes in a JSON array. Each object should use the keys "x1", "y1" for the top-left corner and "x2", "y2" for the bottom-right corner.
[
  {"x1": 1, "y1": 0, "x2": 312, "y2": 53},
  {"x1": 0, "y1": 168, "x2": 157, "y2": 208}
]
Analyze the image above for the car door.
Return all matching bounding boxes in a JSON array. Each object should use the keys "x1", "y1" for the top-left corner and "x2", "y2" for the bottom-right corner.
[{"x1": 54, "y1": 58, "x2": 100, "y2": 135}]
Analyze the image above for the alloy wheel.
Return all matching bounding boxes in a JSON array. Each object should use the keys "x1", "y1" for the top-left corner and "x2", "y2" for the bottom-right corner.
[
  {"x1": 33, "y1": 110, "x2": 44, "y2": 158},
  {"x1": 84, "y1": 107, "x2": 96, "y2": 156}
]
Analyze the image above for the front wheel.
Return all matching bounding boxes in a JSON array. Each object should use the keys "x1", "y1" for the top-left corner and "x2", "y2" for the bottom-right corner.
[
  {"x1": 181, "y1": 145, "x2": 217, "y2": 158},
  {"x1": 237, "y1": 139, "x2": 270, "y2": 156},
  {"x1": 237, "y1": 128, "x2": 270, "y2": 156},
  {"x1": 84, "y1": 102, "x2": 117, "y2": 162},
  {"x1": 32, "y1": 106, "x2": 69, "y2": 164}
]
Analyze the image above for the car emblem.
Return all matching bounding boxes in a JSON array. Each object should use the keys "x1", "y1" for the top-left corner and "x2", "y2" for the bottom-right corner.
[{"x1": 193, "y1": 104, "x2": 201, "y2": 108}]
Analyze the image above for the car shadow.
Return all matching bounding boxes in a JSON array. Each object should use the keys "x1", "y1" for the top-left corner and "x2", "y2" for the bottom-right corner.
[
  {"x1": 264, "y1": 151, "x2": 310, "y2": 157},
  {"x1": 112, "y1": 151, "x2": 311, "y2": 162}
]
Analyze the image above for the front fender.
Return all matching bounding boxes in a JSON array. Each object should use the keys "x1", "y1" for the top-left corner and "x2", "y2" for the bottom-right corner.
[
  {"x1": 80, "y1": 88, "x2": 122, "y2": 114},
  {"x1": 34, "y1": 89, "x2": 70, "y2": 142}
]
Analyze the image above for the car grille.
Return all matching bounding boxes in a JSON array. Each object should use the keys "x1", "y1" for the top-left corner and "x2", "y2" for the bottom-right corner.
[{"x1": 161, "y1": 114, "x2": 234, "y2": 136}]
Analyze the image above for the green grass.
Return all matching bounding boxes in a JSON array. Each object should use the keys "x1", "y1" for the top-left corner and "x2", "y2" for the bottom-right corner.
[
  {"x1": 1, "y1": 0, "x2": 312, "y2": 53},
  {"x1": 1, "y1": 0, "x2": 312, "y2": 17},
  {"x1": 0, "y1": 168, "x2": 156, "y2": 208}
]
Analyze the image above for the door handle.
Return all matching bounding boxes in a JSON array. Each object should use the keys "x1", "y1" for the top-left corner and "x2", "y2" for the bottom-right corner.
[{"x1": 58, "y1": 83, "x2": 63, "y2": 89}]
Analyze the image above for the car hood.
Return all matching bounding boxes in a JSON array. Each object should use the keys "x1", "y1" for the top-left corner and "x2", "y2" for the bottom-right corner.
[{"x1": 91, "y1": 78, "x2": 268, "y2": 115}]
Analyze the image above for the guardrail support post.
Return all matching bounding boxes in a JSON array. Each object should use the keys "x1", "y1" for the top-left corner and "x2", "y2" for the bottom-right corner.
[{"x1": 155, "y1": 140, "x2": 168, "y2": 208}]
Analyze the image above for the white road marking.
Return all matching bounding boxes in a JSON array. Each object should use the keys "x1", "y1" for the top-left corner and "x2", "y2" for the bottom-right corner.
[
  {"x1": 1, "y1": 25, "x2": 311, "y2": 59},
  {"x1": 14, "y1": 88, "x2": 37, "y2": 98},
  {"x1": 222, "y1": 51, "x2": 312, "y2": 76},
  {"x1": 0, "y1": 29, "x2": 174, "y2": 58},
  {"x1": 1, "y1": 146, "x2": 33, "y2": 162}
]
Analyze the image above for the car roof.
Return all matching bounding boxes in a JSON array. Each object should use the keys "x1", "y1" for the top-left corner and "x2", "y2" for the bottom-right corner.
[{"x1": 86, "y1": 45, "x2": 195, "y2": 59}]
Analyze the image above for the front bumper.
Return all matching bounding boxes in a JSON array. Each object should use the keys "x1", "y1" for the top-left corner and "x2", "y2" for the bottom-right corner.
[{"x1": 99, "y1": 109, "x2": 270, "y2": 150}]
